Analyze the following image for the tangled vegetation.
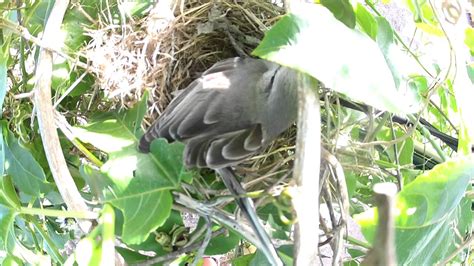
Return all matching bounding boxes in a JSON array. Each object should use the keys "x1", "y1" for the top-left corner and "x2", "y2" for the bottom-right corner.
[{"x1": 0, "y1": 0, "x2": 473, "y2": 265}]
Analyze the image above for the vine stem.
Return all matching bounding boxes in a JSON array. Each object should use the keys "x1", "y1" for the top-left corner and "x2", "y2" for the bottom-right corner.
[
  {"x1": 32, "y1": 0, "x2": 92, "y2": 232},
  {"x1": 20, "y1": 207, "x2": 98, "y2": 220}
]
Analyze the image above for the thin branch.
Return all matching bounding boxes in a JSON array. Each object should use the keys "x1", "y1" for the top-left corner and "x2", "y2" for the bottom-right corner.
[
  {"x1": 292, "y1": 72, "x2": 321, "y2": 265},
  {"x1": 173, "y1": 193, "x2": 260, "y2": 246},
  {"x1": 362, "y1": 183, "x2": 397, "y2": 266},
  {"x1": 32, "y1": 0, "x2": 92, "y2": 232},
  {"x1": 0, "y1": 18, "x2": 89, "y2": 69},
  {"x1": 437, "y1": 233, "x2": 474, "y2": 265},
  {"x1": 190, "y1": 216, "x2": 212, "y2": 266},
  {"x1": 131, "y1": 228, "x2": 227, "y2": 266}
]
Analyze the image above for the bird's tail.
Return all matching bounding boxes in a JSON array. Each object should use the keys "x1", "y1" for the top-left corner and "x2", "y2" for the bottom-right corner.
[{"x1": 216, "y1": 168, "x2": 282, "y2": 266}]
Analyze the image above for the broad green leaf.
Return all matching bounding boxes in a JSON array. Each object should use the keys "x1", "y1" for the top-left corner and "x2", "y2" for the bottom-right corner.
[
  {"x1": 75, "y1": 93, "x2": 190, "y2": 244},
  {"x1": 115, "y1": 247, "x2": 152, "y2": 264},
  {"x1": 233, "y1": 254, "x2": 256, "y2": 266},
  {"x1": 205, "y1": 227, "x2": 241, "y2": 255},
  {"x1": 0, "y1": 176, "x2": 21, "y2": 211},
  {"x1": 320, "y1": 0, "x2": 355, "y2": 28},
  {"x1": 109, "y1": 188, "x2": 172, "y2": 245},
  {"x1": 355, "y1": 155, "x2": 474, "y2": 265},
  {"x1": 253, "y1": 4, "x2": 421, "y2": 115},
  {"x1": 4, "y1": 130, "x2": 51, "y2": 197},
  {"x1": 250, "y1": 248, "x2": 293, "y2": 266},
  {"x1": 355, "y1": 3, "x2": 378, "y2": 40}
]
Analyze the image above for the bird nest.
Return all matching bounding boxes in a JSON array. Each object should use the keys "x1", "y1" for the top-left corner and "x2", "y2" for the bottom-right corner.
[
  {"x1": 84, "y1": 0, "x2": 293, "y2": 184},
  {"x1": 84, "y1": 1, "x2": 350, "y2": 262}
]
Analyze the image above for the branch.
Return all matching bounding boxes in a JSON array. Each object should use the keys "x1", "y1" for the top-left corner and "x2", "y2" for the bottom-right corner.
[
  {"x1": 291, "y1": 72, "x2": 321, "y2": 265},
  {"x1": 33, "y1": 0, "x2": 91, "y2": 232},
  {"x1": 362, "y1": 183, "x2": 397, "y2": 265}
]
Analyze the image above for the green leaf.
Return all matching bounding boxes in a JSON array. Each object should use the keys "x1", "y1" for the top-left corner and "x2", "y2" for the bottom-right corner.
[
  {"x1": 355, "y1": 155, "x2": 474, "y2": 265},
  {"x1": 250, "y1": 248, "x2": 293, "y2": 266},
  {"x1": 2, "y1": 254, "x2": 23, "y2": 266},
  {"x1": 0, "y1": 43, "x2": 8, "y2": 118},
  {"x1": 253, "y1": 4, "x2": 421, "y2": 115},
  {"x1": 4, "y1": 130, "x2": 52, "y2": 197},
  {"x1": 355, "y1": 3, "x2": 378, "y2": 40},
  {"x1": 0, "y1": 204, "x2": 17, "y2": 250},
  {"x1": 232, "y1": 253, "x2": 256, "y2": 266},
  {"x1": 464, "y1": 28, "x2": 474, "y2": 52},
  {"x1": 74, "y1": 236, "x2": 102, "y2": 266},
  {"x1": 376, "y1": 128, "x2": 414, "y2": 166},
  {"x1": 320, "y1": 0, "x2": 355, "y2": 28},
  {"x1": 75, "y1": 93, "x2": 190, "y2": 244},
  {"x1": 0, "y1": 176, "x2": 21, "y2": 210},
  {"x1": 110, "y1": 190, "x2": 172, "y2": 245},
  {"x1": 205, "y1": 227, "x2": 241, "y2": 255},
  {"x1": 375, "y1": 16, "x2": 425, "y2": 103}
]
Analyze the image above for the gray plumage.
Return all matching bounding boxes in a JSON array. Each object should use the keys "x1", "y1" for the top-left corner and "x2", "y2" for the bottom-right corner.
[
  {"x1": 139, "y1": 57, "x2": 297, "y2": 265},
  {"x1": 139, "y1": 57, "x2": 298, "y2": 167}
]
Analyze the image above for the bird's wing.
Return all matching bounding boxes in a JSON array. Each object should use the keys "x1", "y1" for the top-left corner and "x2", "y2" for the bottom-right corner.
[
  {"x1": 184, "y1": 124, "x2": 263, "y2": 168},
  {"x1": 158, "y1": 59, "x2": 267, "y2": 138}
]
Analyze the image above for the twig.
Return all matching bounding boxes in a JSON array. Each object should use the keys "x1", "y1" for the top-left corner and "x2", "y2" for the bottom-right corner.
[
  {"x1": 53, "y1": 70, "x2": 89, "y2": 108},
  {"x1": 291, "y1": 72, "x2": 321, "y2": 265},
  {"x1": 132, "y1": 227, "x2": 227, "y2": 266},
  {"x1": 389, "y1": 118, "x2": 403, "y2": 191},
  {"x1": 0, "y1": 18, "x2": 89, "y2": 69},
  {"x1": 362, "y1": 183, "x2": 397, "y2": 266},
  {"x1": 173, "y1": 193, "x2": 260, "y2": 246},
  {"x1": 437, "y1": 233, "x2": 474, "y2": 265},
  {"x1": 407, "y1": 114, "x2": 447, "y2": 161},
  {"x1": 54, "y1": 111, "x2": 103, "y2": 167},
  {"x1": 321, "y1": 148, "x2": 349, "y2": 266},
  {"x1": 191, "y1": 216, "x2": 212, "y2": 266},
  {"x1": 32, "y1": 0, "x2": 91, "y2": 232}
]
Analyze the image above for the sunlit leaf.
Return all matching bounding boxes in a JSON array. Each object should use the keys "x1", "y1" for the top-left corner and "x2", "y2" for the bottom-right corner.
[
  {"x1": 415, "y1": 22, "x2": 444, "y2": 36},
  {"x1": 375, "y1": 16, "x2": 425, "y2": 102},
  {"x1": 464, "y1": 28, "x2": 474, "y2": 52},
  {"x1": 74, "y1": 236, "x2": 102, "y2": 266},
  {"x1": 4, "y1": 130, "x2": 52, "y2": 197},
  {"x1": 355, "y1": 3, "x2": 378, "y2": 40},
  {"x1": 355, "y1": 155, "x2": 474, "y2": 264},
  {"x1": 320, "y1": 0, "x2": 355, "y2": 28},
  {"x1": 75, "y1": 93, "x2": 190, "y2": 244},
  {"x1": 253, "y1": 4, "x2": 421, "y2": 114}
]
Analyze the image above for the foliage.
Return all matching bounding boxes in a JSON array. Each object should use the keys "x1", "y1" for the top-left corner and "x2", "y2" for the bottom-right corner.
[{"x1": 0, "y1": 0, "x2": 472, "y2": 265}]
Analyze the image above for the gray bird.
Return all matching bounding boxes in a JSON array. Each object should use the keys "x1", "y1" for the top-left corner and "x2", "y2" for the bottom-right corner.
[{"x1": 139, "y1": 57, "x2": 298, "y2": 265}]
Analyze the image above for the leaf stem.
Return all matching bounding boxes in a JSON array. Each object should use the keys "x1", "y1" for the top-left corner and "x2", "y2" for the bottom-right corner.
[
  {"x1": 20, "y1": 207, "x2": 98, "y2": 220},
  {"x1": 407, "y1": 114, "x2": 447, "y2": 162}
]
